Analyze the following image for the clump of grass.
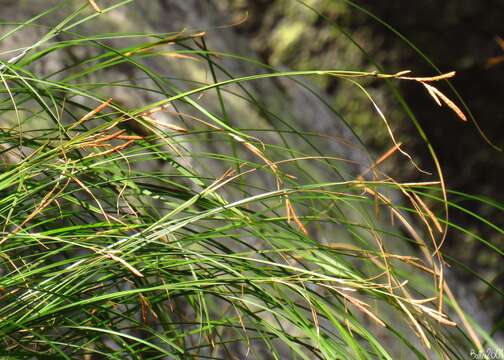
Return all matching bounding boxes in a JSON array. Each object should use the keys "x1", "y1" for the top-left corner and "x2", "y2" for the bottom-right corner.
[{"x1": 0, "y1": 1, "x2": 501, "y2": 358}]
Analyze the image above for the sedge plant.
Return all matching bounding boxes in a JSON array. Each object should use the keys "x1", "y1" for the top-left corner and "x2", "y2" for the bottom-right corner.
[{"x1": 0, "y1": 1, "x2": 502, "y2": 359}]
